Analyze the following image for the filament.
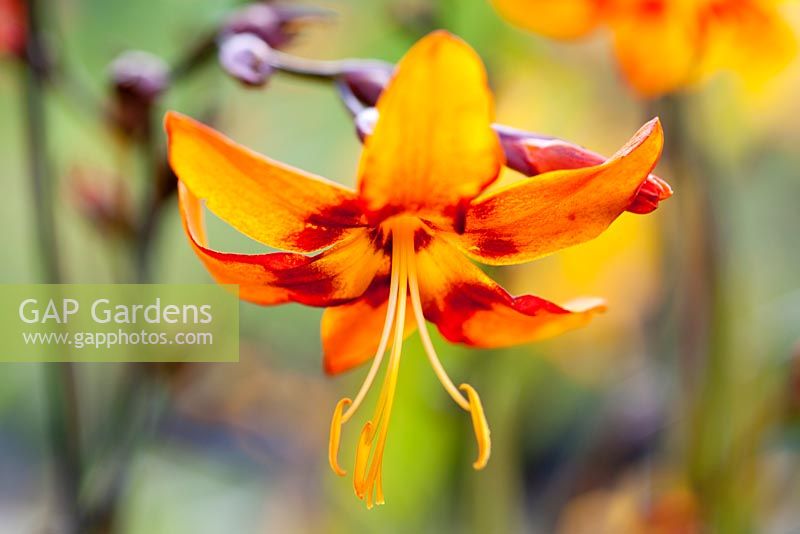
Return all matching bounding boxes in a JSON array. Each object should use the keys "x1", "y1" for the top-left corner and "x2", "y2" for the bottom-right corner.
[
  {"x1": 329, "y1": 217, "x2": 492, "y2": 506},
  {"x1": 406, "y1": 240, "x2": 470, "y2": 411},
  {"x1": 340, "y1": 239, "x2": 402, "y2": 424},
  {"x1": 353, "y1": 222, "x2": 410, "y2": 507}
]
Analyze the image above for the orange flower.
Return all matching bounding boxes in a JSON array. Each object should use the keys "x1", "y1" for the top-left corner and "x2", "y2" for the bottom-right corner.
[
  {"x1": 492, "y1": 0, "x2": 797, "y2": 97},
  {"x1": 165, "y1": 31, "x2": 667, "y2": 507}
]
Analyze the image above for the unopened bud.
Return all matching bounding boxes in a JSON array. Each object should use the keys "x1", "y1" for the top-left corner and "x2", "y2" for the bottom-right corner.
[
  {"x1": 221, "y1": 3, "x2": 330, "y2": 49},
  {"x1": 219, "y1": 33, "x2": 274, "y2": 87},
  {"x1": 108, "y1": 51, "x2": 169, "y2": 137},
  {"x1": 340, "y1": 65, "x2": 393, "y2": 108},
  {"x1": 110, "y1": 51, "x2": 170, "y2": 104},
  {"x1": 495, "y1": 125, "x2": 605, "y2": 176},
  {"x1": 627, "y1": 175, "x2": 673, "y2": 214}
]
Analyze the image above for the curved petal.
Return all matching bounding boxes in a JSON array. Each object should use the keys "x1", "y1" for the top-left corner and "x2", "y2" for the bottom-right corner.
[
  {"x1": 357, "y1": 31, "x2": 503, "y2": 223},
  {"x1": 499, "y1": 131, "x2": 672, "y2": 215},
  {"x1": 440, "y1": 118, "x2": 664, "y2": 266},
  {"x1": 414, "y1": 233, "x2": 605, "y2": 347},
  {"x1": 321, "y1": 277, "x2": 416, "y2": 375},
  {"x1": 166, "y1": 111, "x2": 366, "y2": 253},
  {"x1": 491, "y1": 0, "x2": 602, "y2": 39},
  {"x1": 179, "y1": 183, "x2": 387, "y2": 307},
  {"x1": 609, "y1": 1, "x2": 701, "y2": 97}
]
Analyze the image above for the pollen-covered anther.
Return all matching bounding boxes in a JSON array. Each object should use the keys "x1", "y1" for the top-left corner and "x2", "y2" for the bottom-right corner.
[
  {"x1": 459, "y1": 383, "x2": 491, "y2": 470},
  {"x1": 328, "y1": 397, "x2": 352, "y2": 476}
]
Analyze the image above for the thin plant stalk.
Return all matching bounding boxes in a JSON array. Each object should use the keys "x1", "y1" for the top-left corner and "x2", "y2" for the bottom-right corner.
[{"x1": 21, "y1": 0, "x2": 84, "y2": 532}]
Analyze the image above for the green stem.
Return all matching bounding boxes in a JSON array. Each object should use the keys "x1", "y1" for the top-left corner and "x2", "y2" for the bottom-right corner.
[
  {"x1": 133, "y1": 113, "x2": 162, "y2": 283},
  {"x1": 22, "y1": 2, "x2": 85, "y2": 532},
  {"x1": 655, "y1": 94, "x2": 744, "y2": 532},
  {"x1": 23, "y1": 1, "x2": 59, "y2": 284}
]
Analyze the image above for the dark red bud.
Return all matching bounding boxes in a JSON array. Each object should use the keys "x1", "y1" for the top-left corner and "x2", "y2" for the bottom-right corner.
[
  {"x1": 340, "y1": 65, "x2": 393, "y2": 108},
  {"x1": 110, "y1": 51, "x2": 170, "y2": 104},
  {"x1": 219, "y1": 33, "x2": 274, "y2": 87},
  {"x1": 627, "y1": 175, "x2": 673, "y2": 214},
  {"x1": 108, "y1": 51, "x2": 169, "y2": 137},
  {"x1": 495, "y1": 125, "x2": 605, "y2": 177}
]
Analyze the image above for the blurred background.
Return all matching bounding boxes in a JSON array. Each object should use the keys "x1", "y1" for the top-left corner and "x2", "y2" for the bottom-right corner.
[{"x1": 1, "y1": 0, "x2": 799, "y2": 532}]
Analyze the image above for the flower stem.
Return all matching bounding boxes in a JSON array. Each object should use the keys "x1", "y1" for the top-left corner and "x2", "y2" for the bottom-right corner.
[
  {"x1": 268, "y1": 49, "x2": 391, "y2": 81},
  {"x1": 654, "y1": 94, "x2": 745, "y2": 531},
  {"x1": 22, "y1": 1, "x2": 84, "y2": 532}
]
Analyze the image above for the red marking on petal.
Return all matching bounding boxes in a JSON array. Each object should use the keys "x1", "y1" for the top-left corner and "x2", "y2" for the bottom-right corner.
[{"x1": 427, "y1": 282, "x2": 568, "y2": 344}]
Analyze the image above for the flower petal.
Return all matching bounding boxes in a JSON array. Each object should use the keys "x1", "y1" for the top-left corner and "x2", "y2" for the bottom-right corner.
[
  {"x1": 179, "y1": 183, "x2": 386, "y2": 306},
  {"x1": 491, "y1": 0, "x2": 601, "y2": 39},
  {"x1": 321, "y1": 277, "x2": 416, "y2": 375},
  {"x1": 440, "y1": 118, "x2": 664, "y2": 266},
  {"x1": 699, "y1": 1, "x2": 796, "y2": 90},
  {"x1": 609, "y1": 2, "x2": 700, "y2": 97},
  {"x1": 166, "y1": 111, "x2": 366, "y2": 253},
  {"x1": 414, "y1": 233, "x2": 605, "y2": 347},
  {"x1": 497, "y1": 126, "x2": 672, "y2": 214},
  {"x1": 357, "y1": 31, "x2": 502, "y2": 223}
]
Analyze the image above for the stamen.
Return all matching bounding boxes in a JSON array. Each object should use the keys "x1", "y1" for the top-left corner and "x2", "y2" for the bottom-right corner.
[
  {"x1": 341, "y1": 235, "x2": 403, "y2": 423},
  {"x1": 353, "y1": 421, "x2": 374, "y2": 498},
  {"x1": 406, "y1": 241, "x2": 470, "y2": 412},
  {"x1": 329, "y1": 218, "x2": 492, "y2": 506},
  {"x1": 459, "y1": 384, "x2": 492, "y2": 470},
  {"x1": 350, "y1": 219, "x2": 412, "y2": 508},
  {"x1": 328, "y1": 215, "x2": 402, "y2": 480},
  {"x1": 359, "y1": 227, "x2": 409, "y2": 506},
  {"x1": 406, "y1": 230, "x2": 492, "y2": 470},
  {"x1": 328, "y1": 397, "x2": 352, "y2": 476}
]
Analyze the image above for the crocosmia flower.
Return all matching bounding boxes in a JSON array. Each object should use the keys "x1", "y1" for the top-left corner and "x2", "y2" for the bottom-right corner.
[
  {"x1": 492, "y1": 0, "x2": 797, "y2": 97},
  {"x1": 166, "y1": 31, "x2": 667, "y2": 507}
]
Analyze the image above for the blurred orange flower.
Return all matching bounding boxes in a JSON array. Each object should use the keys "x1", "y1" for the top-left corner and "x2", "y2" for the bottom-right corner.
[
  {"x1": 166, "y1": 31, "x2": 667, "y2": 507},
  {"x1": 492, "y1": 0, "x2": 797, "y2": 97},
  {"x1": 558, "y1": 476, "x2": 700, "y2": 534}
]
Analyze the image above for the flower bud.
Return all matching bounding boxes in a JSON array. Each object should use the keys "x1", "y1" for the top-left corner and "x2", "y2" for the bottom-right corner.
[
  {"x1": 340, "y1": 65, "x2": 393, "y2": 108},
  {"x1": 109, "y1": 51, "x2": 170, "y2": 136},
  {"x1": 220, "y1": 3, "x2": 330, "y2": 49},
  {"x1": 0, "y1": 0, "x2": 26, "y2": 58},
  {"x1": 110, "y1": 50, "x2": 170, "y2": 105},
  {"x1": 495, "y1": 124, "x2": 605, "y2": 176},
  {"x1": 627, "y1": 175, "x2": 673, "y2": 214},
  {"x1": 219, "y1": 33, "x2": 274, "y2": 87}
]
